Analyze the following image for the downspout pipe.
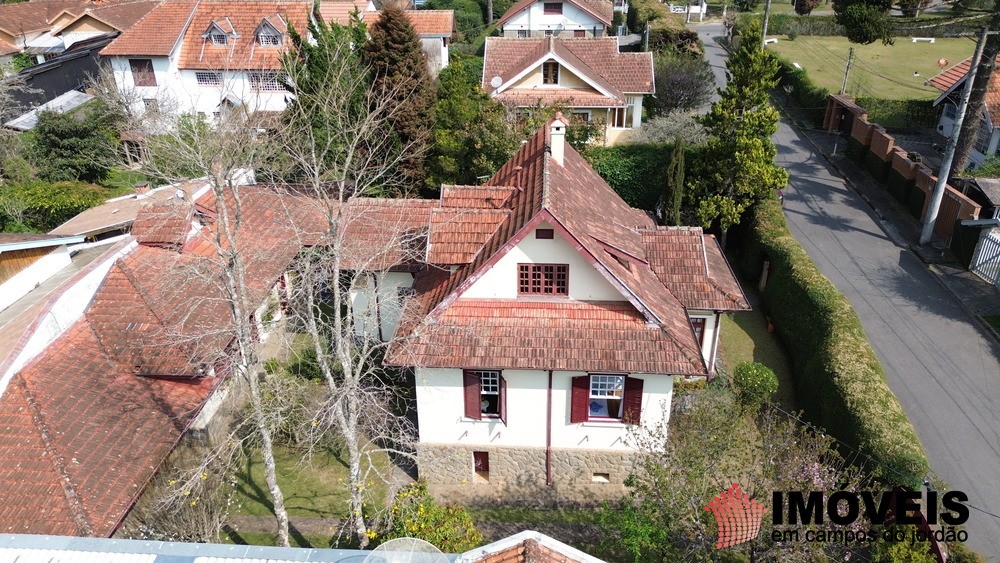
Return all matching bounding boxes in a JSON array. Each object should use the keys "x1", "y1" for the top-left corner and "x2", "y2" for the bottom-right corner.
[{"x1": 546, "y1": 369, "x2": 553, "y2": 486}]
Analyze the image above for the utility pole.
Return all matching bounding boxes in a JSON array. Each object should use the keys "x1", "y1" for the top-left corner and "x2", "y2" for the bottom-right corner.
[
  {"x1": 840, "y1": 47, "x2": 854, "y2": 95},
  {"x1": 761, "y1": 0, "x2": 773, "y2": 47},
  {"x1": 920, "y1": 26, "x2": 991, "y2": 246}
]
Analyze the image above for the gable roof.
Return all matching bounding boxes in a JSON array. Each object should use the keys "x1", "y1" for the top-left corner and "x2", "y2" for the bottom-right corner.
[
  {"x1": 483, "y1": 36, "x2": 653, "y2": 108},
  {"x1": 316, "y1": 0, "x2": 371, "y2": 25},
  {"x1": 100, "y1": 1, "x2": 199, "y2": 57},
  {"x1": 386, "y1": 118, "x2": 746, "y2": 375},
  {"x1": 0, "y1": 0, "x2": 85, "y2": 38},
  {"x1": 50, "y1": 1, "x2": 159, "y2": 37},
  {"x1": 363, "y1": 9, "x2": 454, "y2": 36},
  {"x1": 496, "y1": 0, "x2": 613, "y2": 27},
  {"x1": 929, "y1": 54, "x2": 1000, "y2": 128}
]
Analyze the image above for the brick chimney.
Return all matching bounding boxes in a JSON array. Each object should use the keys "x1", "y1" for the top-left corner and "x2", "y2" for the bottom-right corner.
[{"x1": 549, "y1": 113, "x2": 567, "y2": 167}]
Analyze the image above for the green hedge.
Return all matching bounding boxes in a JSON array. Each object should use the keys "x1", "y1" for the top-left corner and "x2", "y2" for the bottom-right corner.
[
  {"x1": 0, "y1": 180, "x2": 113, "y2": 232},
  {"x1": 739, "y1": 198, "x2": 930, "y2": 488},
  {"x1": 854, "y1": 97, "x2": 937, "y2": 129},
  {"x1": 739, "y1": 13, "x2": 982, "y2": 38},
  {"x1": 583, "y1": 143, "x2": 671, "y2": 210},
  {"x1": 772, "y1": 55, "x2": 830, "y2": 125}
]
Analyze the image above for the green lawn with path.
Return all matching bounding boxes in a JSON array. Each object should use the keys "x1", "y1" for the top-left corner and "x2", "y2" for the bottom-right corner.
[{"x1": 768, "y1": 35, "x2": 975, "y2": 100}]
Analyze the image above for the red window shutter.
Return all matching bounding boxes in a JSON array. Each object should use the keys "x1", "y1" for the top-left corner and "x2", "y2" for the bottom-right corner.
[
  {"x1": 623, "y1": 376, "x2": 644, "y2": 424},
  {"x1": 463, "y1": 371, "x2": 481, "y2": 420},
  {"x1": 570, "y1": 376, "x2": 589, "y2": 423},
  {"x1": 499, "y1": 375, "x2": 508, "y2": 426}
]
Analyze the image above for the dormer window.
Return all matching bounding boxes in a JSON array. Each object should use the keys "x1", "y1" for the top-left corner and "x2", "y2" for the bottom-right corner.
[
  {"x1": 258, "y1": 32, "x2": 281, "y2": 46},
  {"x1": 203, "y1": 19, "x2": 238, "y2": 46},
  {"x1": 211, "y1": 32, "x2": 228, "y2": 45},
  {"x1": 255, "y1": 17, "x2": 286, "y2": 48}
]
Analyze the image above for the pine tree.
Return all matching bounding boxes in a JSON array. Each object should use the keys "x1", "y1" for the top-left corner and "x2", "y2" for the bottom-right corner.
[
  {"x1": 667, "y1": 136, "x2": 685, "y2": 227},
  {"x1": 364, "y1": 5, "x2": 435, "y2": 190},
  {"x1": 693, "y1": 22, "x2": 788, "y2": 246},
  {"x1": 832, "y1": 0, "x2": 894, "y2": 45}
]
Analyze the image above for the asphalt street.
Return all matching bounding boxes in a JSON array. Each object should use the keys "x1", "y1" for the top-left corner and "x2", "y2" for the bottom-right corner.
[{"x1": 693, "y1": 22, "x2": 1000, "y2": 557}]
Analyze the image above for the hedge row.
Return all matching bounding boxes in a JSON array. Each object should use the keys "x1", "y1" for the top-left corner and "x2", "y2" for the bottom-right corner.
[
  {"x1": 738, "y1": 198, "x2": 930, "y2": 488},
  {"x1": 738, "y1": 13, "x2": 983, "y2": 38},
  {"x1": 854, "y1": 97, "x2": 938, "y2": 129},
  {"x1": 583, "y1": 143, "x2": 709, "y2": 211},
  {"x1": 0, "y1": 180, "x2": 112, "y2": 233},
  {"x1": 771, "y1": 55, "x2": 830, "y2": 125}
]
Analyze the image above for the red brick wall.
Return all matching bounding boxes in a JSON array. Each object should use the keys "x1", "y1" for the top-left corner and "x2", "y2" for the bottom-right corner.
[{"x1": 868, "y1": 127, "x2": 895, "y2": 162}]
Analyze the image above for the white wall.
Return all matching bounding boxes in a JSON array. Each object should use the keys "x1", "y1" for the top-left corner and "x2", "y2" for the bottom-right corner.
[
  {"x1": 415, "y1": 367, "x2": 672, "y2": 451},
  {"x1": 109, "y1": 55, "x2": 291, "y2": 118},
  {"x1": 503, "y1": 2, "x2": 605, "y2": 34},
  {"x1": 461, "y1": 220, "x2": 622, "y2": 300},
  {"x1": 349, "y1": 271, "x2": 413, "y2": 341},
  {"x1": 0, "y1": 240, "x2": 136, "y2": 397},
  {"x1": 689, "y1": 310, "x2": 720, "y2": 372},
  {"x1": 0, "y1": 245, "x2": 71, "y2": 313},
  {"x1": 420, "y1": 36, "x2": 448, "y2": 77}
]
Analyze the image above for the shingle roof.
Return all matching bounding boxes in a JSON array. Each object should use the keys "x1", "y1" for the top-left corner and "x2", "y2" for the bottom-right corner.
[
  {"x1": 496, "y1": 0, "x2": 613, "y2": 27},
  {"x1": 929, "y1": 54, "x2": 1000, "y2": 128},
  {"x1": 387, "y1": 118, "x2": 738, "y2": 375},
  {"x1": 483, "y1": 37, "x2": 654, "y2": 108},
  {"x1": 100, "y1": 1, "x2": 198, "y2": 56},
  {"x1": 427, "y1": 208, "x2": 510, "y2": 264}
]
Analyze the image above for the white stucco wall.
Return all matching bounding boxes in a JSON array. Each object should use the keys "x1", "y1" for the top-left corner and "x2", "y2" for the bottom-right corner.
[
  {"x1": 349, "y1": 271, "x2": 414, "y2": 341},
  {"x1": 414, "y1": 367, "x2": 673, "y2": 451},
  {"x1": 502, "y1": 2, "x2": 606, "y2": 34},
  {"x1": 461, "y1": 221, "x2": 622, "y2": 300},
  {"x1": 420, "y1": 36, "x2": 448, "y2": 77},
  {"x1": 688, "y1": 310, "x2": 720, "y2": 372},
  {"x1": 109, "y1": 55, "x2": 291, "y2": 118},
  {"x1": 0, "y1": 246, "x2": 72, "y2": 313}
]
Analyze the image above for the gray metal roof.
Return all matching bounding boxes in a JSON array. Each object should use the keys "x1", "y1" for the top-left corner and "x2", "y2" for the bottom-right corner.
[{"x1": 3, "y1": 89, "x2": 93, "y2": 131}]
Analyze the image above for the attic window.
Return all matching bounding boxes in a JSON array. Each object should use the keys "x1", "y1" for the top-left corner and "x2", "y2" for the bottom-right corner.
[
  {"x1": 211, "y1": 32, "x2": 228, "y2": 45},
  {"x1": 543, "y1": 2, "x2": 563, "y2": 14},
  {"x1": 542, "y1": 61, "x2": 559, "y2": 85},
  {"x1": 609, "y1": 252, "x2": 631, "y2": 272},
  {"x1": 535, "y1": 228, "x2": 554, "y2": 239},
  {"x1": 258, "y1": 32, "x2": 281, "y2": 46}
]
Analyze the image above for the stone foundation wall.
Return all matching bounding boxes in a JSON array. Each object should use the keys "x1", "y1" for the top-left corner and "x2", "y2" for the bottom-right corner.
[{"x1": 418, "y1": 443, "x2": 642, "y2": 506}]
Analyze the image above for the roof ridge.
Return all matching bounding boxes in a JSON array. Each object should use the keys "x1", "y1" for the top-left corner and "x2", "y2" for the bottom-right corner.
[
  {"x1": 13, "y1": 373, "x2": 95, "y2": 536},
  {"x1": 116, "y1": 258, "x2": 171, "y2": 327}
]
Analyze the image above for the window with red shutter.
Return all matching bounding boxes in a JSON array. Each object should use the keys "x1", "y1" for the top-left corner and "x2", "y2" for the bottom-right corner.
[
  {"x1": 463, "y1": 370, "x2": 481, "y2": 420},
  {"x1": 570, "y1": 375, "x2": 589, "y2": 423},
  {"x1": 499, "y1": 375, "x2": 508, "y2": 426},
  {"x1": 464, "y1": 370, "x2": 506, "y2": 423},
  {"x1": 622, "y1": 376, "x2": 644, "y2": 424},
  {"x1": 588, "y1": 375, "x2": 624, "y2": 419}
]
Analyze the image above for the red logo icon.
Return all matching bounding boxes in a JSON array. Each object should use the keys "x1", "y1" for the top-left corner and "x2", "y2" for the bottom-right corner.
[{"x1": 704, "y1": 483, "x2": 768, "y2": 549}]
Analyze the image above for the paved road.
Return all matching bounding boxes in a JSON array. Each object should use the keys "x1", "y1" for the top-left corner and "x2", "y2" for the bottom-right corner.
[{"x1": 692, "y1": 22, "x2": 1000, "y2": 556}]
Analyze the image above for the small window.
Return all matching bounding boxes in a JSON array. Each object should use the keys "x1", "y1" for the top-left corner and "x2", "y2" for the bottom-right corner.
[
  {"x1": 249, "y1": 71, "x2": 285, "y2": 91},
  {"x1": 574, "y1": 29, "x2": 586, "y2": 38},
  {"x1": 542, "y1": 61, "x2": 559, "y2": 85},
  {"x1": 473, "y1": 451, "x2": 490, "y2": 483},
  {"x1": 691, "y1": 317, "x2": 706, "y2": 346},
  {"x1": 543, "y1": 2, "x2": 563, "y2": 14},
  {"x1": 571, "y1": 111, "x2": 590, "y2": 124},
  {"x1": 535, "y1": 228, "x2": 554, "y2": 239},
  {"x1": 610, "y1": 106, "x2": 635, "y2": 129},
  {"x1": 592, "y1": 472, "x2": 611, "y2": 483},
  {"x1": 464, "y1": 370, "x2": 506, "y2": 423},
  {"x1": 543, "y1": 29, "x2": 554, "y2": 36},
  {"x1": 258, "y1": 32, "x2": 281, "y2": 46},
  {"x1": 589, "y1": 375, "x2": 624, "y2": 419},
  {"x1": 943, "y1": 104, "x2": 957, "y2": 120},
  {"x1": 517, "y1": 29, "x2": 528, "y2": 38},
  {"x1": 479, "y1": 371, "x2": 500, "y2": 416},
  {"x1": 974, "y1": 119, "x2": 993, "y2": 153},
  {"x1": 517, "y1": 263, "x2": 568, "y2": 295},
  {"x1": 211, "y1": 32, "x2": 228, "y2": 45},
  {"x1": 142, "y1": 98, "x2": 158, "y2": 113},
  {"x1": 129, "y1": 59, "x2": 156, "y2": 87},
  {"x1": 195, "y1": 71, "x2": 223, "y2": 86}
]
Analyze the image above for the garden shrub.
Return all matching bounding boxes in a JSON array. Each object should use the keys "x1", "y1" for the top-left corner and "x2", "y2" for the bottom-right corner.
[
  {"x1": 739, "y1": 13, "x2": 978, "y2": 38},
  {"x1": 0, "y1": 180, "x2": 112, "y2": 232},
  {"x1": 583, "y1": 143, "x2": 671, "y2": 210},
  {"x1": 379, "y1": 481, "x2": 482, "y2": 552},
  {"x1": 739, "y1": 198, "x2": 930, "y2": 488},
  {"x1": 732, "y1": 361, "x2": 778, "y2": 407},
  {"x1": 855, "y1": 98, "x2": 937, "y2": 129},
  {"x1": 771, "y1": 55, "x2": 829, "y2": 125}
]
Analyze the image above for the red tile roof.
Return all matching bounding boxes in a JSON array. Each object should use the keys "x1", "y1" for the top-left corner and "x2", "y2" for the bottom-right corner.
[
  {"x1": 0, "y1": 0, "x2": 84, "y2": 37},
  {"x1": 440, "y1": 185, "x2": 516, "y2": 209},
  {"x1": 928, "y1": 54, "x2": 1000, "y2": 128},
  {"x1": 362, "y1": 9, "x2": 454, "y2": 36},
  {"x1": 427, "y1": 208, "x2": 509, "y2": 264},
  {"x1": 497, "y1": 0, "x2": 613, "y2": 27},
  {"x1": 336, "y1": 198, "x2": 438, "y2": 271},
  {"x1": 0, "y1": 38, "x2": 19, "y2": 56},
  {"x1": 52, "y1": 0, "x2": 159, "y2": 36},
  {"x1": 642, "y1": 227, "x2": 750, "y2": 311},
  {"x1": 101, "y1": 1, "x2": 198, "y2": 56},
  {"x1": 130, "y1": 202, "x2": 192, "y2": 248},
  {"x1": 483, "y1": 37, "x2": 654, "y2": 109},
  {"x1": 317, "y1": 0, "x2": 370, "y2": 26},
  {"x1": 388, "y1": 118, "x2": 744, "y2": 375}
]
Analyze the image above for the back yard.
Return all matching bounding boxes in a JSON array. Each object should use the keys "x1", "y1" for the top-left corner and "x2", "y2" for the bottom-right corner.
[{"x1": 768, "y1": 36, "x2": 975, "y2": 100}]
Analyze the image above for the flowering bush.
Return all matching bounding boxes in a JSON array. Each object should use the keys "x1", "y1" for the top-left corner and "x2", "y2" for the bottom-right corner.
[
  {"x1": 378, "y1": 481, "x2": 482, "y2": 552},
  {"x1": 733, "y1": 361, "x2": 778, "y2": 407}
]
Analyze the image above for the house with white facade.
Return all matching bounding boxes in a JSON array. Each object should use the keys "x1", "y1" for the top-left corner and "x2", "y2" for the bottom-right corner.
[
  {"x1": 100, "y1": 1, "x2": 311, "y2": 118},
  {"x1": 929, "y1": 54, "x2": 1000, "y2": 170},
  {"x1": 483, "y1": 36, "x2": 653, "y2": 145},
  {"x1": 497, "y1": 0, "x2": 613, "y2": 38},
  {"x1": 382, "y1": 116, "x2": 749, "y2": 503},
  {"x1": 317, "y1": 1, "x2": 454, "y2": 77}
]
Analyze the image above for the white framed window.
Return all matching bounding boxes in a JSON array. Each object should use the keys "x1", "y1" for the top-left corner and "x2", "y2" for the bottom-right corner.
[
  {"x1": 943, "y1": 103, "x2": 957, "y2": 120},
  {"x1": 610, "y1": 106, "x2": 635, "y2": 129},
  {"x1": 211, "y1": 32, "x2": 228, "y2": 45},
  {"x1": 974, "y1": 119, "x2": 993, "y2": 154},
  {"x1": 258, "y1": 32, "x2": 281, "y2": 46},
  {"x1": 517, "y1": 29, "x2": 528, "y2": 38},
  {"x1": 249, "y1": 71, "x2": 285, "y2": 91},
  {"x1": 588, "y1": 374, "x2": 624, "y2": 419},
  {"x1": 478, "y1": 370, "x2": 500, "y2": 416},
  {"x1": 542, "y1": 61, "x2": 559, "y2": 85},
  {"x1": 195, "y1": 71, "x2": 223, "y2": 86}
]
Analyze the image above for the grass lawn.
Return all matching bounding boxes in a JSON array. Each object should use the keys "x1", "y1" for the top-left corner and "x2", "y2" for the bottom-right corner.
[
  {"x1": 768, "y1": 35, "x2": 976, "y2": 100},
  {"x1": 718, "y1": 300, "x2": 797, "y2": 410},
  {"x1": 100, "y1": 167, "x2": 150, "y2": 197},
  {"x1": 232, "y1": 445, "x2": 391, "y2": 519},
  {"x1": 223, "y1": 530, "x2": 332, "y2": 548},
  {"x1": 984, "y1": 315, "x2": 1000, "y2": 333}
]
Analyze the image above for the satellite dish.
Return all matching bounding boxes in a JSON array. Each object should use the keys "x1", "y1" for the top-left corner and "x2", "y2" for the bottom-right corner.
[
  {"x1": 490, "y1": 75, "x2": 503, "y2": 89},
  {"x1": 363, "y1": 538, "x2": 449, "y2": 563}
]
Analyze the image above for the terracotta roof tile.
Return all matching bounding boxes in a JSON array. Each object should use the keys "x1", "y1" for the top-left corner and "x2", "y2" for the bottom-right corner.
[
  {"x1": 336, "y1": 198, "x2": 437, "y2": 271},
  {"x1": 0, "y1": 38, "x2": 19, "y2": 56},
  {"x1": 641, "y1": 227, "x2": 750, "y2": 311},
  {"x1": 497, "y1": 88, "x2": 625, "y2": 107},
  {"x1": 131, "y1": 202, "x2": 192, "y2": 248},
  {"x1": 497, "y1": 0, "x2": 612, "y2": 27},
  {"x1": 53, "y1": 0, "x2": 159, "y2": 36},
  {"x1": 0, "y1": 0, "x2": 85, "y2": 37},
  {"x1": 929, "y1": 55, "x2": 1000, "y2": 127},
  {"x1": 100, "y1": 0, "x2": 198, "y2": 56},
  {"x1": 427, "y1": 208, "x2": 509, "y2": 264},
  {"x1": 483, "y1": 37, "x2": 653, "y2": 106},
  {"x1": 317, "y1": 0, "x2": 370, "y2": 26},
  {"x1": 440, "y1": 185, "x2": 517, "y2": 209},
  {"x1": 363, "y1": 9, "x2": 454, "y2": 35},
  {"x1": 50, "y1": 180, "x2": 209, "y2": 237}
]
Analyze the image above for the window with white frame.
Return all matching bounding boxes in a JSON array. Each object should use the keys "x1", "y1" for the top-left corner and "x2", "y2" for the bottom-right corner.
[
  {"x1": 463, "y1": 369, "x2": 506, "y2": 423},
  {"x1": 974, "y1": 119, "x2": 993, "y2": 154},
  {"x1": 258, "y1": 32, "x2": 281, "y2": 46},
  {"x1": 517, "y1": 29, "x2": 528, "y2": 38},
  {"x1": 249, "y1": 71, "x2": 285, "y2": 91},
  {"x1": 211, "y1": 32, "x2": 228, "y2": 45},
  {"x1": 478, "y1": 370, "x2": 500, "y2": 416},
  {"x1": 589, "y1": 375, "x2": 624, "y2": 419},
  {"x1": 610, "y1": 106, "x2": 634, "y2": 129},
  {"x1": 195, "y1": 71, "x2": 223, "y2": 86}
]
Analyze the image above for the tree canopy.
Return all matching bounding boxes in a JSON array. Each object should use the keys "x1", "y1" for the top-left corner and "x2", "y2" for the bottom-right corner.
[
  {"x1": 28, "y1": 101, "x2": 121, "y2": 183},
  {"x1": 832, "y1": 0, "x2": 894, "y2": 45}
]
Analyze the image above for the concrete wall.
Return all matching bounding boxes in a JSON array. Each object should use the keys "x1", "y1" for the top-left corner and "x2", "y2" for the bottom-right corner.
[{"x1": 0, "y1": 245, "x2": 71, "y2": 312}]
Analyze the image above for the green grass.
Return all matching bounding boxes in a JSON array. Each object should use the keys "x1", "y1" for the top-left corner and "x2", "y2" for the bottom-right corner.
[
  {"x1": 232, "y1": 445, "x2": 390, "y2": 519},
  {"x1": 718, "y1": 299, "x2": 797, "y2": 411},
  {"x1": 223, "y1": 530, "x2": 332, "y2": 548},
  {"x1": 984, "y1": 315, "x2": 1000, "y2": 333},
  {"x1": 768, "y1": 36, "x2": 975, "y2": 100},
  {"x1": 100, "y1": 167, "x2": 150, "y2": 196},
  {"x1": 469, "y1": 507, "x2": 601, "y2": 526}
]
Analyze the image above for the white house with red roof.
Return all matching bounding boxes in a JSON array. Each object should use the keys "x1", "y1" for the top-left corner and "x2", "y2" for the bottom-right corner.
[
  {"x1": 929, "y1": 54, "x2": 1000, "y2": 169},
  {"x1": 383, "y1": 117, "x2": 749, "y2": 502},
  {"x1": 483, "y1": 36, "x2": 653, "y2": 145},
  {"x1": 497, "y1": 0, "x2": 613, "y2": 38},
  {"x1": 100, "y1": 1, "x2": 311, "y2": 119}
]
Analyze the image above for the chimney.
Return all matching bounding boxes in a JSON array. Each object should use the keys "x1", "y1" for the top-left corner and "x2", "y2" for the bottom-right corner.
[
  {"x1": 133, "y1": 181, "x2": 152, "y2": 196},
  {"x1": 549, "y1": 113, "x2": 567, "y2": 167}
]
